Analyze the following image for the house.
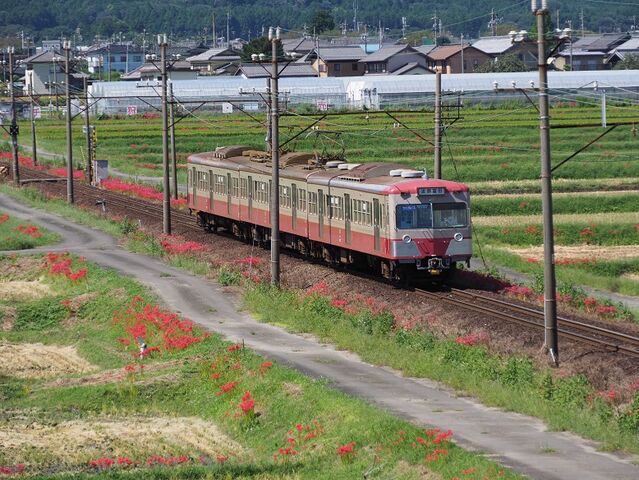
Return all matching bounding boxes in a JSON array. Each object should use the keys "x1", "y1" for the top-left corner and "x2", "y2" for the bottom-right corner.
[
  {"x1": 305, "y1": 46, "x2": 366, "y2": 77},
  {"x1": 359, "y1": 44, "x2": 432, "y2": 75},
  {"x1": 556, "y1": 33, "x2": 630, "y2": 70},
  {"x1": 235, "y1": 63, "x2": 317, "y2": 79},
  {"x1": 186, "y1": 47, "x2": 241, "y2": 74},
  {"x1": 86, "y1": 44, "x2": 144, "y2": 74},
  {"x1": 120, "y1": 61, "x2": 197, "y2": 82},
  {"x1": 472, "y1": 36, "x2": 538, "y2": 70},
  {"x1": 282, "y1": 37, "x2": 331, "y2": 57},
  {"x1": 604, "y1": 35, "x2": 639, "y2": 68},
  {"x1": 427, "y1": 45, "x2": 491, "y2": 73},
  {"x1": 22, "y1": 50, "x2": 83, "y2": 95}
]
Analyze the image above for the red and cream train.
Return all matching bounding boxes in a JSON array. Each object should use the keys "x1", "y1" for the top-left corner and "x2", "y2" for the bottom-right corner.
[{"x1": 187, "y1": 146, "x2": 472, "y2": 280}]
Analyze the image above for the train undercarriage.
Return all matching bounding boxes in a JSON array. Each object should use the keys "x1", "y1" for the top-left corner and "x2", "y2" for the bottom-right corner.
[{"x1": 195, "y1": 210, "x2": 457, "y2": 282}]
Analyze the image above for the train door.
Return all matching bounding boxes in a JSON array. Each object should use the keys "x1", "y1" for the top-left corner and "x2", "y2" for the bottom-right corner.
[
  {"x1": 318, "y1": 189, "x2": 325, "y2": 239},
  {"x1": 207, "y1": 170, "x2": 213, "y2": 211},
  {"x1": 373, "y1": 198, "x2": 381, "y2": 251},
  {"x1": 292, "y1": 183, "x2": 297, "y2": 230},
  {"x1": 190, "y1": 167, "x2": 197, "y2": 205},
  {"x1": 344, "y1": 193, "x2": 351, "y2": 244},
  {"x1": 226, "y1": 173, "x2": 232, "y2": 216},
  {"x1": 247, "y1": 175, "x2": 253, "y2": 220}
]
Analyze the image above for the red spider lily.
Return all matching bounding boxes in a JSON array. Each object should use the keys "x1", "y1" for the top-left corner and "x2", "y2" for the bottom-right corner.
[
  {"x1": 211, "y1": 372, "x2": 221, "y2": 380},
  {"x1": 137, "y1": 346, "x2": 161, "y2": 358},
  {"x1": 215, "y1": 454, "x2": 228, "y2": 463},
  {"x1": 307, "y1": 281, "x2": 329, "y2": 296},
  {"x1": 239, "y1": 256, "x2": 261, "y2": 266},
  {"x1": 116, "y1": 457, "x2": 134, "y2": 466},
  {"x1": 433, "y1": 429, "x2": 453, "y2": 444},
  {"x1": 503, "y1": 285, "x2": 534, "y2": 299},
  {"x1": 0, "y1": 214, "x2": 9, "y2": 223},
  {"x1": 462, "y1": 468, "x2": 476, "y2": 475},
  {"x1": 525, "y1": 257, "x2": 540, "y2": 263},
  {"x1": 128, "y1": 323, "x2": 147, "y2": 339},
  {"x1": 61, "y1": 298, "x2": 73, "y2": 309},
  {"x1": 217, "y1": 381, "x2": 239, "y2": 395},
  {"x1": 583, "y1": 297, "x2": 598, "y2": 308},
  {"x1": 48, "y1": 167, "x2": 84, "y2": 179},
  {"x1": 160, "y1": 237, "x2": 207, "y2": 254},
  {"x1": 124, "y1": 364, "x2": 136, "y2": 373},
  {"x1": 425, "y1": 448, "x2": 448, "y2": 462},
  {"x1": 525, "y1": 225, "x2": 540, "y2": 235},
  {"x1": 227, "y1": 343, "x2": 242, "y2": 352},
  {"x1": 337, "y1": 442, "x2": 356, "y2": 459},
  {"x1": 425, "y1": 428, "x2": 440, "y2": 437},
  {"x1": 0, "y1": 464, "x2": 25, "y2": 475},
  {"x1": 260, "y1": 361, "x2": 273, "y2": 373},
  {"x1": 101, "y1": 178, "x2": 187, "y2": 207},
  {"x1": 416, "y1": 436, "x2": 427, "y2": 445},
  {"x1": 117, "y1": 337, "x2": 131, "y2": 346},
  {"x1": 146, "y1": 455, "x2": 189, "y2": 466},
  {"x1": 15, "y1": 225, "x2": 42, "y2": 238},
  {"x1": 88, "y1": 457, "x2": 115, "y2": 468},
  {"x1": 580, "y1": 227, "x2": 594, "y2": 237},
  {"x1": 67, "y1": 268, "x2": 88, "y2": 281},
  {"x1": 596, "y1": 305, "x2": 618, "y2": 316},
  {"x1": 455, "y1": 332, "x2": 490, "y2": 346},
  {"x1": 331, "y1": 298, "x2": 348, "y2": 309},
  {"x1": 239, "y1": 391, "x2": 255, "y2": 415}
]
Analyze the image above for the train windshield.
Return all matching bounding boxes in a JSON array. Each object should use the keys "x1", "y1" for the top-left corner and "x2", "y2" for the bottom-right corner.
[{"x1": 396, "y1": 203, "x2": 467, "y2": 229}]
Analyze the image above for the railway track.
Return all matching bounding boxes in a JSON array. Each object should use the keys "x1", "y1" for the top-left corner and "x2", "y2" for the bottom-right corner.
[
  {"x1": 6, "y1": 163, "x2": 639, "y2": 359},
  {"x1": 415, "y1": 288, "x2": 639, "y2": 358}
]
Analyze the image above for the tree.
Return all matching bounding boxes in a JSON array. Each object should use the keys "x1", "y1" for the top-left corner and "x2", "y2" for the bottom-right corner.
[
  {"x1": 614, "y1": 54, "x2": 639, "y2": 70},
  {"x1": 476, "y1": 53, "x2": 528, "y2": 72},
  {"x1": 241, "y1": 36, "x2": 284, "y2": 62},
  {"x1": 310, "y1": 9, "x2": 335, "y2": 34}
]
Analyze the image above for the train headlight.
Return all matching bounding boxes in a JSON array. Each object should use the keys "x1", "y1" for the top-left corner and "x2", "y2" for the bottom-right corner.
[
  {"x1": 402, "y1": 234, "x2": 412, "y2": 244},
  {"x1": 453, "y1": 233, "x2": 463, "y2": 242}
]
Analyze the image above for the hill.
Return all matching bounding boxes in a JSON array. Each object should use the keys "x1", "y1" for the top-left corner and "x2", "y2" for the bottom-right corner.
[{"x1": 0, "y1": 0, "x2": 635, "y2": 43}]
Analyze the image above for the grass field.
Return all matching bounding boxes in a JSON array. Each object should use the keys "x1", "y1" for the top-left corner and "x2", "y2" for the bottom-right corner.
[
  {"x1": 4, "y1": 100, "x2": 639, "y2": 297},
  {"x1": 0, "y1": 211, "x2": 59, "y2": 250},
  {"x1": 0, "y1": 252, "x2": 521, "y2": 479}
]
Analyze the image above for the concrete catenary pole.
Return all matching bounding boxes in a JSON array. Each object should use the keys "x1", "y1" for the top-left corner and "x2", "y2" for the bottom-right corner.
[
  {"x1": 84, "y1": 76, "x2": 92, "y2": 183},
  {"x1": 533, "y1": 0, "x2": 559, "y2": 366},
  {"x1": 169, "y1": 81, "x2": 178, "y2": 200},
  {"x1": 8, "y1": 47, "x2": 20, "y2": 185},
  {"x1": 433, "y1": 71, "x2": 442, "y2": 179},
  {"x1": 29, "y1": 84, "x2": 38, "y2": 166},
  {"x1": 159, "y1": 34, "x2": 171, "y2": 235},
  {"x1": 270, "y1": 26, "x2": 281, "y2": 287},
  {"x1": 64, "y1": 40, "x2": 74, "y2": 203}
]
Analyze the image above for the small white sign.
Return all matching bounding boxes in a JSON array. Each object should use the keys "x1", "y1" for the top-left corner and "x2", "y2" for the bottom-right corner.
[
  {"x1": 243, "y1": 103, "x2": 259, "y2": 111},
  {"x1": 222, "y1": 102, "x2": 234, "y2": 114},
  {"x1": 316, "y1": 100, "x2": 329, "y2": 111},
  {"x1": 32, "y1": 106, "x2": 42, "y2": 119},
  {"x1": 126, "y1": 105, "x2": 138, "y2": 116}
]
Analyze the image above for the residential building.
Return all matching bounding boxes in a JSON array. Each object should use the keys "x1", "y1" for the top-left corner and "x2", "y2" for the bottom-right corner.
[
  {"x1": 604, "y1": 35, "x2": 639, "y2": 68},
  {"x1": 305, "y1": 46, "x2": 366, "y2": 77},
  {"x1": 235, "y1": 63, "x2": 317, "y2": 79},
  {"x1": 86, "y1": 44, "x2": 144, "y2": 74},
  {"x1": 22, "y1": 50, "x2": 83, "y2": 95},
  {"x1": 120, "y1": 61, "x2": 197, "y2": 82},
  {"x1": 472, "y1": 35, "x2": 538, "y2": 70},
  {"x1": 359, "y1": 44, "x2": 432, "y2": 75},
  {"x1": 556, "y1": 33, "x2": 630, "y2": 70},
  {"x1": 187, "y1": 47, "x2": 241, "y2": 75},
  {"x1": 282, "y1": 37, "x2": 330, "y2": 57},
  {"x1": 427, "y1": 45, "x2": 491, "y2": 73}
]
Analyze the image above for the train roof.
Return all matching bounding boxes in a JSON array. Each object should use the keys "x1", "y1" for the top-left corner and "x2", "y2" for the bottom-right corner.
[{"x1": 188, "y1": 146, "x2": 469, "y2": 194}]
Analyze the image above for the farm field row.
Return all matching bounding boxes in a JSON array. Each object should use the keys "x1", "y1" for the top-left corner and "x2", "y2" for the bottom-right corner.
[{"x1": 7, "y1": 102, "x2": 639, "y2": 183}]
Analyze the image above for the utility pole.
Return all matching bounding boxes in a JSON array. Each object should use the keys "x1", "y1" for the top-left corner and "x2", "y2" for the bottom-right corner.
[
  {"x1": 460, "y1": 34, "x2": 465, "y2": 74},
  {"x1": 226, "y1": 12, "x2": 230, "y2": 48},
  {"x1": 63, "y1": 40, "x2": 74, "y2": 203},
  {"x1": 29, "y1": 83, "x2": 38, "y2": 166},
  {"x1": 490, "y1": 8, "x2": 497, "y2": 36},
  {"x1": 212, "y1": 12, "x2": 217, "y2": 47},
  {"x1": 533, "y1": 0, "x2": 558, "y2": 367},
  {"x1": 169, "y1": 81, "x2": 178, "y2": 200},
  {"x1": 159, "y1": 34, "x2": 171, "y2": 235},
  {"x1": 84, "y1": 76, "x2": 92, "y2": 183},
  {"x1": 269, "y1": 26, "x2": 281, "y2": 287},
  {"x1": 8, "y1": 47, "x2": 20, "y2": 185},
  {"x1": 434, "y1": 71, "x2": 442, "y2": 179},
  {"x1": 580, "y1": 9, "x2": 585, "y2": 37}
]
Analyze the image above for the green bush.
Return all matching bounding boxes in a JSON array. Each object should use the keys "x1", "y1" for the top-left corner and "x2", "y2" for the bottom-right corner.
[{"x1": 217, "y1": 266, "x2": 241, "y2": 286}]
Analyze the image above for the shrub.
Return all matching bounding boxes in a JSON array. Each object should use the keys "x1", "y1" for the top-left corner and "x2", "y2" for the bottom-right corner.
[{"x1": 217, "y1": 267, "x2": 241, "y2": 286}]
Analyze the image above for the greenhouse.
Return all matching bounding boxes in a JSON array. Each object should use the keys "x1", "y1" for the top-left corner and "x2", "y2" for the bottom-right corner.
[{"x1": 89, "y1": 70, "x2": 639, "y2": 115}]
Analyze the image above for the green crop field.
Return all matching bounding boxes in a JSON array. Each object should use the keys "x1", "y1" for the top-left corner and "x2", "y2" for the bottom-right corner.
[{"x1": 4, "y1": 99, "x2": 639, "y2": 298}]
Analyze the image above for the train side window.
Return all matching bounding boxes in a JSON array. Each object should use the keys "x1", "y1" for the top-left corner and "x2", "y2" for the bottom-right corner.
[
  {"x1": 254, "y1": 181, "x2": 268, "y2": 203},
  {"x1": 188, "y1": 169, "x2": 192, "y2": 188},
  {"x1": 214, "y1": 174, "x2": 227, "y2": 195},
  {"x1": 279, "y1": 185, "x2": 291, "y2": 209},
  {"x1": 362, "y1": 201, "x2": 372, "y2": 225},
  {"x1": 308, "y1": 191, "x2": 318, "y2": 214},
  {"x1": 298, "y1": 189, "x2": 306, "y2": 212},
  {"x1": 240, "y1": 178, "x2": 248, "y2": 198},
  {"x1": 231, "y1": 177, "x2": 239, "y2": 198}
]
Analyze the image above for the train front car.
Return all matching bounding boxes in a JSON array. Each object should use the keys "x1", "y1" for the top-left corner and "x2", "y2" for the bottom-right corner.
[{"x1": 387, "y1": 174, "x2": 471, "y2": 278}]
